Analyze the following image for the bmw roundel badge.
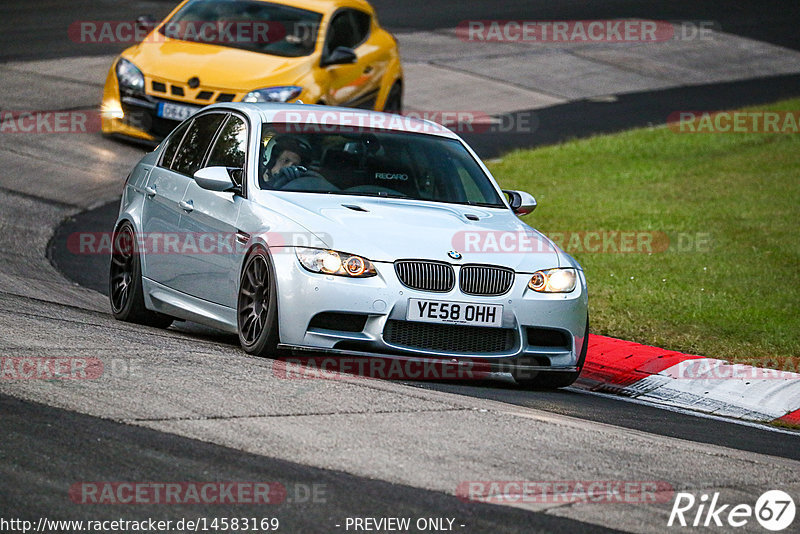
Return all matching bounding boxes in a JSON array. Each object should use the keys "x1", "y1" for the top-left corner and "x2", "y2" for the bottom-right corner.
[{"x1": 447, "y1": 250, "x2": 462, "y2": 260}]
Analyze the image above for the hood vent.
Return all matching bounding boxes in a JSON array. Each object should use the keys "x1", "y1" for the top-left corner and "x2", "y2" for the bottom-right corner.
[{"x1": 342, "y1": 204, "x2": 368, "y2": 212}]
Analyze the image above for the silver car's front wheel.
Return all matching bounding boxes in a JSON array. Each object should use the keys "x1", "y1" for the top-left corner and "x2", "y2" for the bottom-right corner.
[{"x1": 237, "y1": 247, "x2": 279, "y2": 356}]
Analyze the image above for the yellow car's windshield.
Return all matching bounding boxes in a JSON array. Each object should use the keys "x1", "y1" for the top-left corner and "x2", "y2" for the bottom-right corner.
[{"x1": 159, "y1": 0, "x2": 323, "y2": 57}]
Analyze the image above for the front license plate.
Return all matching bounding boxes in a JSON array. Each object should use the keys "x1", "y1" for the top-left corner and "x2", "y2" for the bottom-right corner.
[
  {"x1": 407, "y1": 299, "x2": 503, "y2": 328},
  {"x1": 157, "y1": 102, "x2": 199, "y2": 121}
]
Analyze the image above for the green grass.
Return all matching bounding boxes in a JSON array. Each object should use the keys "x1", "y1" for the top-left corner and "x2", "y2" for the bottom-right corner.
[{"x1": 488, "y1": 98, "x2": 800, "y2": 366}]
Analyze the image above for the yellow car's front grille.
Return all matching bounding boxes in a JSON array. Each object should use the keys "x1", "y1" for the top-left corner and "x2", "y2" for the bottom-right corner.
[{"x1": 147, "y1": 78, "x2": 238, "y2": 104}]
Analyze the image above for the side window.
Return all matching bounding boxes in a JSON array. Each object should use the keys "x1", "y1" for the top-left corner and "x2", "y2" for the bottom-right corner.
[
  {"x1": 158, "y1": 120, "x2": 191, "y2": 169},
  {"x1": 206, "y1": 115, "x2": 248, "y2": 186},
  {"x1": 350, "y1": 10, "x2": 371, "y2": 45},
  {"x1": 325, "y1": 12, "x2": 357, "y2": 53},
  {"x1": 171, "y1": 113, "x2": 226, "y2": 177}
]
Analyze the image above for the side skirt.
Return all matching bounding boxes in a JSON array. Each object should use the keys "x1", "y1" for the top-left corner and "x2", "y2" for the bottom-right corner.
[{"x1": 142, "y1": 277, "x2": 238, "y2": 334}]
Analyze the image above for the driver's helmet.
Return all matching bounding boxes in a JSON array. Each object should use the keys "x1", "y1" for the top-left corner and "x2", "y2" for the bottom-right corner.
[{"x1": 262, "y1": 135, "x2": 312, "y2": 173}]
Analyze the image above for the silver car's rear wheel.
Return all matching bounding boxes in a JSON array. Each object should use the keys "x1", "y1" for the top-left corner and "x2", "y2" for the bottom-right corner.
[
  {"x1": 237, "y1": 247, "x2": 279, "y2": 356},
  {"x1": 109, "y1": 222, "x2": 172, "y2": 328}
]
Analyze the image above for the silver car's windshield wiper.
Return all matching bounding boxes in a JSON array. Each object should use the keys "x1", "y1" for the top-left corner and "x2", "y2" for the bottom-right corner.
[
  {"x1": 467, "y1": 201, "x2": 505, "y2": 208},
  {"x1": 323, "y1": 191, "x2": 409, "y2": 200}
]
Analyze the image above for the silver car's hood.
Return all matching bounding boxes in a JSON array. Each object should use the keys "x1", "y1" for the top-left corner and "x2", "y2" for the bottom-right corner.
[{"x1": 260, "y1": 192, "x2": 563, "y2": 272}]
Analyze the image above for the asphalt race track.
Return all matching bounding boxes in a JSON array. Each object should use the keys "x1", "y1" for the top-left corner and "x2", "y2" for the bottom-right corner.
[
  {"x1": 48, "y1": 182, "x2": 800, "y2": 464},
  {"x1": 2, "y1": 2, "x2": 800, "y2": 533},
  {"x1": 3, "y1": 1, "x2": 800, "y2": 61},
  {"x1": 2, "y1": 394, "x2": 619, "y2": 533}
]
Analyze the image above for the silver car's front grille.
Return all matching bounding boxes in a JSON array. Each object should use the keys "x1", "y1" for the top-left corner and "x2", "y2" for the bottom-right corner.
[
  {"x1": 395, "y1": 261, "x2": 455, "y2": 292},
  {"x1": 459, "y1": 265, "x2": 515, "y2": 296}
]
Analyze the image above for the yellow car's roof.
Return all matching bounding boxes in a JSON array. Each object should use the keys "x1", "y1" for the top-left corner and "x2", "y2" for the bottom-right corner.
[
  {"x1": 281, "y1": 0, "x2": 375, "y2": 14},
  {"x1": 172, "y1": 0, "x2": 376, "y2": 17}
]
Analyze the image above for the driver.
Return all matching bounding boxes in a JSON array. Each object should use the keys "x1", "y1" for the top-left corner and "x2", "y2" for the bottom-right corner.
[{"x1": 260, "y1": 136, "x2": 311, "y2": 189}]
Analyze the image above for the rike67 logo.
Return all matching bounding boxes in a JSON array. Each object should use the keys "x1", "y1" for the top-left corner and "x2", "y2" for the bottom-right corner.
[{"x1": 668, "y1": 490, "x2": 795, "y2": 531}]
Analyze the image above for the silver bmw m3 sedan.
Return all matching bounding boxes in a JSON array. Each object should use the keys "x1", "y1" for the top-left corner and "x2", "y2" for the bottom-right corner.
[{"x1": 110, "y1": 103, "x2": 588, "y2": 388}]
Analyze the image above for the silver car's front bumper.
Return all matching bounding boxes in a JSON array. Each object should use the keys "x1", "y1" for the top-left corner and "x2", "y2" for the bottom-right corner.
[{"x1": 271, "y1": 250, "x2": 588, "y2": 371}]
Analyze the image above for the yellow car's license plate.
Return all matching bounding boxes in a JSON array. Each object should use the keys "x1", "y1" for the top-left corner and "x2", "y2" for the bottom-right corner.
[{"x1": 157, "y1": 102, "x2": 198, "y2": 121}]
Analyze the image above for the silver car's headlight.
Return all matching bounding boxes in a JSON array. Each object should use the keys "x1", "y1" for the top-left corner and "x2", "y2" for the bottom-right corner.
[
  {"x1": 243, "y1": 86, "x2": 302, "y2": 103},
  {"x1": 528, "y1": 268, "x2": 577, "y2": 293},
  {"x1": 116, "y1": 58, "x2": 145, "y2": 92},
  {"x1": 296, "y1": 248, "x2": 377, "y2": 278}
]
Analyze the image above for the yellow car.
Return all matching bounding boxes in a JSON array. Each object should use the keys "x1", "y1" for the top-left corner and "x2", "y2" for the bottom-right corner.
[{"x1": 102, "y1": 0, "x2": 403, "y2": 142}]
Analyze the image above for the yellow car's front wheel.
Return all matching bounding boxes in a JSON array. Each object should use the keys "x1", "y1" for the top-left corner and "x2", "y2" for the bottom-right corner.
[{"x1": 383, "y1": 82, "x2": 402, "y2": 114}]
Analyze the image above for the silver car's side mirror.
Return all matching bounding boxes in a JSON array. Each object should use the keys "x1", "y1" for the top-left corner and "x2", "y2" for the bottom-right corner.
[
  {"x1": 194, "y1": 166, "x2": 238, "y2": 193},
  {"x1": 503, "y1": 190, "x2": 537, "y2": 216}
]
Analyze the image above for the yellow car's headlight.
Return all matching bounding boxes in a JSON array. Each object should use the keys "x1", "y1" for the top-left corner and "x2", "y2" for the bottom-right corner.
[
  {"x1": 296, "y1": 248, "x2": 377, "y2": 278},
  {"x1": 243, "y1": 86, "x2": 302, "y2": 103},
  {"x1": 528, "y1": 268, "x2": 577, "y2": 293},
  {"x1": 116, "y1": 58, "x2": 144, "y2": 93}
]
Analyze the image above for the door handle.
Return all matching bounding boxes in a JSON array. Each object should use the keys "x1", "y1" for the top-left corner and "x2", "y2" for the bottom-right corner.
[
  {"x1": 144, "y1": 186, "x2": 157, "y2": 197},
  {"x1": 363, "y1": 65, "x2": 373, "y2": 74},
  {"x1": 179, "y1": 200, "x2": 194, "y2": 213}
]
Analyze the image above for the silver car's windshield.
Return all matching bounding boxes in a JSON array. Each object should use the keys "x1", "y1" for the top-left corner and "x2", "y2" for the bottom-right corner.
[
  {"x1": 259, "y1": 125, "x2": 505, "y2": 208},
  {"x1": 160, "y1": 0, "x2": 322, "y2": 58}
]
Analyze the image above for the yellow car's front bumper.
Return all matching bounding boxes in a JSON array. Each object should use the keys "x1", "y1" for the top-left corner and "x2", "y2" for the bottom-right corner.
[{"x1": 101, "y1": 64, "x2": 157, "y2": 142}]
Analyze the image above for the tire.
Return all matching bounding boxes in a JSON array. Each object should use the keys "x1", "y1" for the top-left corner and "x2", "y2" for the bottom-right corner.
[
  {"x1": 382, "y1": 81, "x2": 402, "y2": 114},
  {"x1": 109, "y1": 222, "x2": 173, "y2": 328},
  {"x1": 237, "y1": 246, "x2": 279, "y2": 357},
  {"x1": 517, "y1": 316, "x2": 589, "y2": 390}
]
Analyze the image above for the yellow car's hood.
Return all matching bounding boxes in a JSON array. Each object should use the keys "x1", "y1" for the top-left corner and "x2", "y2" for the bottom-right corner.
[{"x1": 125, "y1": 38, "x2": 315, "y2": 91}]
